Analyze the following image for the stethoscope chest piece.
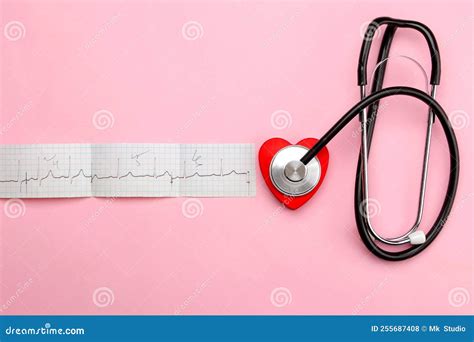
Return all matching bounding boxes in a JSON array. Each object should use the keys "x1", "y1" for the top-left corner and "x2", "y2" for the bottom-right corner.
[
  {"x1": 270, "y1": 145, "x2": 321, "y2": 196},
  {"x1": 259, "y1": 17, "x2": 460, "y2": 260},
  {"x1": 259, "y1": 137, "x2": 330, "y2": 210}
]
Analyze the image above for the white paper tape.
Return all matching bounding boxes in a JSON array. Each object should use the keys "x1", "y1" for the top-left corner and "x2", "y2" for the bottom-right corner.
[{"x1": 0, "y1": 144, "x2": 256, "y2": 198}]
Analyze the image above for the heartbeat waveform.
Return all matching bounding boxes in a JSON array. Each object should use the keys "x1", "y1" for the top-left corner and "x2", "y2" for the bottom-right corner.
[{"x1": 0, "y1": 156, "x2": 251, "y2": 193}]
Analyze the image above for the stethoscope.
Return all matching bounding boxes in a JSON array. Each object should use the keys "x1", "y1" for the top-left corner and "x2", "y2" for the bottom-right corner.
[{"x1": 261, "y1": 17, "x2": 460, "y2": 261}]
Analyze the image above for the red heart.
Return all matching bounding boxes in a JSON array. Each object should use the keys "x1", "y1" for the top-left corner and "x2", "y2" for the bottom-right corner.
[{"x1": 259, "y1": 138, "x2": 329, "y2": 210}]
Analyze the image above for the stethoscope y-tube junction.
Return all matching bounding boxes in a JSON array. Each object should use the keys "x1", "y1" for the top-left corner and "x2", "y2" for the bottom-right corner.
[{"x1": 299, "y1": 17, "x2": 459, "y2": 261}]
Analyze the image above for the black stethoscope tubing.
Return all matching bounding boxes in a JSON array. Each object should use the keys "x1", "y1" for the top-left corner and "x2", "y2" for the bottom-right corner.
[{"x1": 298, "y1": 17, "x2": 460, "y2": 260}]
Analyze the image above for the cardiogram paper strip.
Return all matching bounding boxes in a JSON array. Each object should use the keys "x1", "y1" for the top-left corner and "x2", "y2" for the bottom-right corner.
[{"x1": 0, "y1": 144, "x2": 256, "y2": 198}]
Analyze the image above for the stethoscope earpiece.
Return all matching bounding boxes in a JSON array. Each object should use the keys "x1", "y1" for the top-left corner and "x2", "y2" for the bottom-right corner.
[
  {"x1": 260, "y1": 17, "x2": 460, "y2": 261},
  {"x1": 408, "y1": 231, "x2": 426, "y2": 245}
]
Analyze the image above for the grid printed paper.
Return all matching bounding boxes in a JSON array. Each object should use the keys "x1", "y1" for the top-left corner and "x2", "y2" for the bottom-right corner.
[{"x1": 0, "y1": 144, "x2": 256, "y2": 198}]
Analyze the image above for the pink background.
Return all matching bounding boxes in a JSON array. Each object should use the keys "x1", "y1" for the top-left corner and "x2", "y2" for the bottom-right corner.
[{"x1": 1, "y1": 0, "x2": 473, "y2": 315}]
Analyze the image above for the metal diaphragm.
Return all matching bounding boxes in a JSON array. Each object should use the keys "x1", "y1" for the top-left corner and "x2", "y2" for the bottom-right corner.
[{"x1": 269, "y1": 145, "x2": 321, "y2": 196}]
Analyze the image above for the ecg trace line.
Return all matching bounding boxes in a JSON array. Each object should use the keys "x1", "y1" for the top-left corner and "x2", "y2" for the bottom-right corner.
[{"x1": 0, "y1": 156, "x2": 251, "y2": 193}]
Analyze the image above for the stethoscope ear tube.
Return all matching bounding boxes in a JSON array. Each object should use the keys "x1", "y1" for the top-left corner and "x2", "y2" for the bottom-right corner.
[
  {"x1": 353, "y1": 87, "x2": 459, "y2": 261},
  {"x1": 285, "y1": 18, "x2": 456, "y2": 260},
  {"x1": 299, "y1": 86, "x2": 459, "y2": 260},
  {"x1": 358, "y1": 17, "x2": 441, "y2": 86}
]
